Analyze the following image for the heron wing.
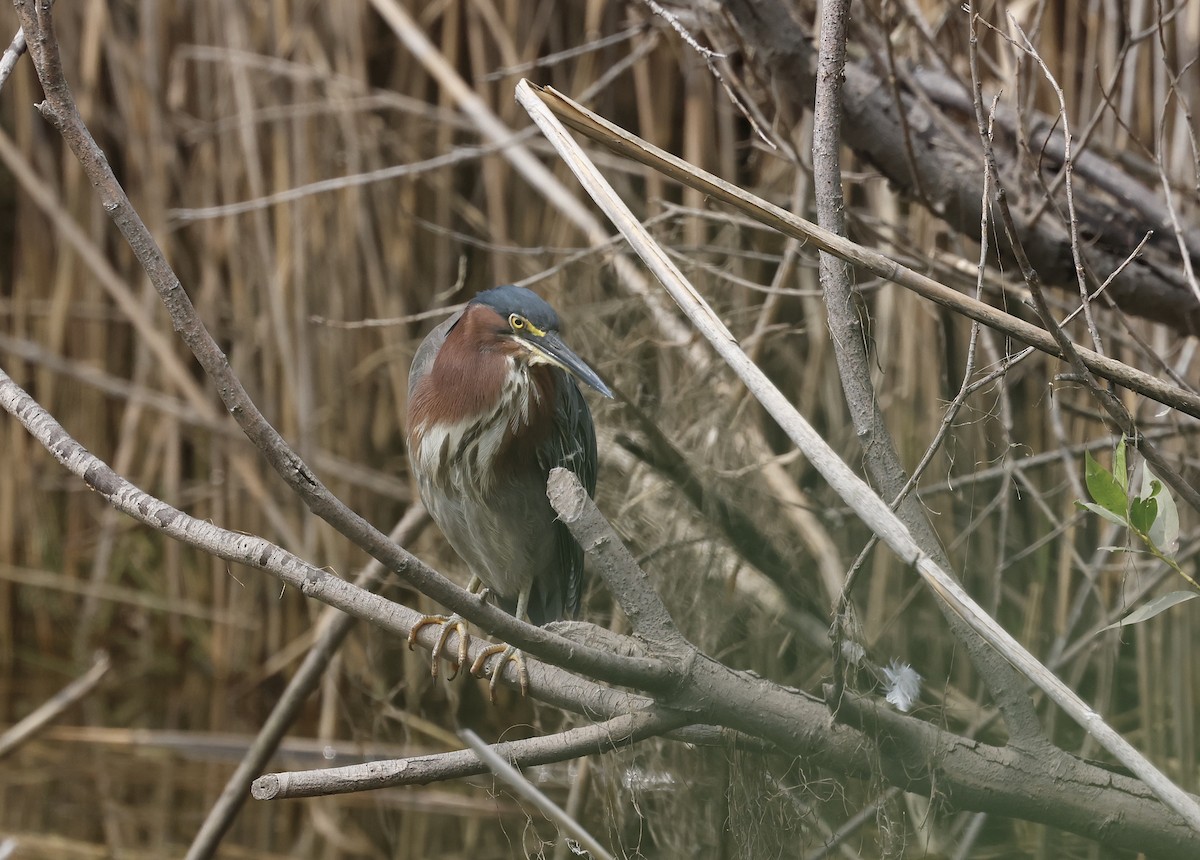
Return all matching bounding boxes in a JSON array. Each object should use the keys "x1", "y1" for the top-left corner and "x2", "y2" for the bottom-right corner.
[
  {"x1": 537, "y1": 370, "x2": 597, "y2": 619},
  {"x1": 407, "y1": 311, "x2": 463, "y2": 403}
]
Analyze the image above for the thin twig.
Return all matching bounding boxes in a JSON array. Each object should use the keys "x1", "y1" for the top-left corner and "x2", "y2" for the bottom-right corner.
[
  {"x1": 461, "y1": 729, "x2": 616, "y2": 860},
  {"x1": 1007, "y1": 15, "x2": 1106, "y2": 357},
  {"x1": 185, "y1": 507, "x2": 430, "y2": 860},
  {"x1": 0, "y1": 651, "x2": 111, "y2": 759},
  {"x1": 1154, "y1": 95, "x2": 1200, "y2": 307},
  {"x1": 638, "y1": 0, "x2": 774, "y2": 148},
  {"x1": 168, "y1": 137, "x2": 535, "y2": 222},
  {"x1": 481, "y1": 25, "x2": 645, "y2": 81},
  {"x1": 0, "y1": 25, "x2": 25, "y2": 92}
]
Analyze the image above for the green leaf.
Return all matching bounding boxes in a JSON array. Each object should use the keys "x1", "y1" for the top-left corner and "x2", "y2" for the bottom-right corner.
[
  {"x1": 1141, "y1": 466, "x2": 1180, "y2": 555},
  {"x1": 1130, "y1": 496, "x2": 1158, "y2": 535},
  {"x1": 1084, "y1": 452, "x2": 1128, "y2": 518},
  {"x1": 1114, "y1": 439, "x2": 1127, "y2": 490},
  {"x1": 1076, "y1": 501, "x2": 1128, "y2": 528},
  {"x1": 1100, "y1": 592, "x2": 1199, "y2": 632}
]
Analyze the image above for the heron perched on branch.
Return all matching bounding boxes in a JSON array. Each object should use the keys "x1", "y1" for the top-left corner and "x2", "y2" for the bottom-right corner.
[{"x1": 406, "y1": 285, "x2": 612, "y2": 696}]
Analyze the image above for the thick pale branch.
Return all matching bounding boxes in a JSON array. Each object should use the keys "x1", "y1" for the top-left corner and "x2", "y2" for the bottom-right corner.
[
  {"x1": 0, "y1": 25, "x2": 24, "y2": 93},
  {"x1": 547, "y1": 467, "x2": 687, "y2": 651}
]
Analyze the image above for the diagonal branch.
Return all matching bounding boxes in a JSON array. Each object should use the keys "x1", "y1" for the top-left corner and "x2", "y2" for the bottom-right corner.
[
  {"x1": 0, "y1": 24, "x2": 24, "y2": 93},
  {"x1": 0, "y1": 363, "x2": 667, "y2": 698},
  {"x1": 525, "y1": 85, "x2": 1200, "y2": 421},
  {"x1": 515, "y1": 76, "x2": 1200, "y2": 834},
  {"x1": 547, "y1": 467, "x2": 687, "y2": 651},
  {"x1": 9, "y1": 0, "x2": 671, "y2": 692}
]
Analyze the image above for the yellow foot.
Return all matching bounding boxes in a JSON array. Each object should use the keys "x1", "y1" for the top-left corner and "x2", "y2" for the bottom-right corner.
[
  {"x1": 470, "y1": 644, "x2": 529, "y2": 701},
  {"x1": 407, "y1": 613, "x2": 470, "y2": 681}
]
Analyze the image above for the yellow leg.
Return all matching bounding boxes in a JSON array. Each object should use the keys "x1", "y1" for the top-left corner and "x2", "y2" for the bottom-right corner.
[
  {"x1": 407, "y1": 576, "x2": 484, "y2": 681},
  {"x1": 469, "y1": 586, "x2": 531, "y2": 700},
  {"x1": 470, "y1": 644, "x2": 528, "y2": 701}
]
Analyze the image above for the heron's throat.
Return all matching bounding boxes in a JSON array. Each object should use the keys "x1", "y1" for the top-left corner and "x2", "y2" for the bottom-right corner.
[{"x1": 413, "y1": 357, "x2": 551, "y2": 495}]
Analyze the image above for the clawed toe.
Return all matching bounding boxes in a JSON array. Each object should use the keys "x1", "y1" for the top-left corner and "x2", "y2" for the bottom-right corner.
[
  {"x1": 470, "y1": 644, "x2": 529, "y2": 701},
  {"x1": 408, "y1": 614, "x2": 470, "y2": 680},
  {"x1": 409, "y1": 613, "x2": 530, "y2": 700}
]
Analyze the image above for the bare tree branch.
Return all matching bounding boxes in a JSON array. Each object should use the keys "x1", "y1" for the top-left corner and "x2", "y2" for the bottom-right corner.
[
  {"x1": 548, "y1": 467, "x2": 687, "y2": 651},
  {"x1": 720, "y1": 0, "x2": 1200, "y2": 334},
  {"x1": 524, "y1": 85, "x2": 1200, "y2": 421},
  {"x1": 253, "y1": 709, "x2": 689, "y2": 801},
  {"x1": 0, "y1": 651, "x2": 110, "y2": 759},
  {"x1": 0, "y1": 25, "x2": 24, "y2": 93}
]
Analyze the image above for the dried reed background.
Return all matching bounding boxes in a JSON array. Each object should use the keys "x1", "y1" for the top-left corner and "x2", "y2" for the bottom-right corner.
[{"x1": 0, "y1": 0, "x2": 1197, "y2": 857}]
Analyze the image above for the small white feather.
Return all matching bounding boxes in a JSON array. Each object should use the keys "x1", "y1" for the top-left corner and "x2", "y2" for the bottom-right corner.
[{"x1": 882, "y1": 659, "x2": 922, "y2": 712}]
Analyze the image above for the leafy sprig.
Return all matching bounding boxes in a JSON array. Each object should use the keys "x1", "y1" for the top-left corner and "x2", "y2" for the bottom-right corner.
[{"x1": 1076, "y1": 439, "x2": 1195, "y2": 629}]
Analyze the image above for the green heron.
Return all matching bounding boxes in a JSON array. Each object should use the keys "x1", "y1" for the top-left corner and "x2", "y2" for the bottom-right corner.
[{"x1": 406, "y1": 285, "x2": 612, "y2": 695}]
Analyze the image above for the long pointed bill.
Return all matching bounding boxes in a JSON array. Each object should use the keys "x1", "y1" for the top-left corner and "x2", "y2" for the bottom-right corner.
[{"x1": 526, "y1": 331, "x2": 614, "y2": 398}]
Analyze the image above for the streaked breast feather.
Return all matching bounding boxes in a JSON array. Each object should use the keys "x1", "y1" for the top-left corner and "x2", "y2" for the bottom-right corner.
[{"x1": 415, "y1": 358, "x2": 540, "y2": 495}]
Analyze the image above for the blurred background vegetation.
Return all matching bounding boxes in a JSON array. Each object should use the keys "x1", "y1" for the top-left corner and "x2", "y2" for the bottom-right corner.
[{"x1": 0, "y1": 0, "x2": 1197, "y2": 857}]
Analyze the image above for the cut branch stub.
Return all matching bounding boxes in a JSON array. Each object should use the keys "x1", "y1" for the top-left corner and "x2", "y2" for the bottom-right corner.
[
  {"x1": 548, "y1": 467, "x2": 688, "y2": 658},
  {"x1": 547, "y1": 465, "x2": 589, "y2": 522}
]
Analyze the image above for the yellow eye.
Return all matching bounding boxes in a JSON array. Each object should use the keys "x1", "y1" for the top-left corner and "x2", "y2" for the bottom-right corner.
[{"x1": 509, "y1": 313, "x2": 525, "y2": 330}]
